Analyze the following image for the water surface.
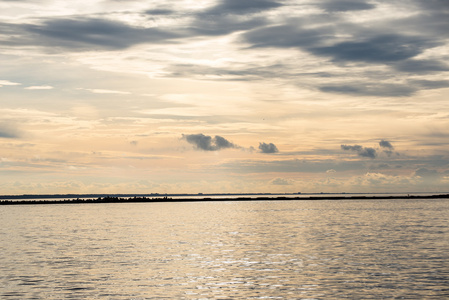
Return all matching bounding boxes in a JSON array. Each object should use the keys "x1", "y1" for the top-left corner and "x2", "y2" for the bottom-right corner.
[{"x1": 1, "y1": 199, "x2": 448, "y2": 299}]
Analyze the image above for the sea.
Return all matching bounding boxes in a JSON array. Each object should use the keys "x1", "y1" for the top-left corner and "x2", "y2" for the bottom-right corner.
[{"x1": 1, "y1": 197, "x2": 448, "y2": 299}]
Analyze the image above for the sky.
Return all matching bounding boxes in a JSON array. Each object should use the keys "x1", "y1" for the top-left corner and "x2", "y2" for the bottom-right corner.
[{"x1": 1, "y1": 0, "x2": 448, "y2": 195}]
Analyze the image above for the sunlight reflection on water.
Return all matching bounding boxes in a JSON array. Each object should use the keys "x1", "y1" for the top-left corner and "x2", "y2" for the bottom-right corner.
[{"x1": 1, "y1": 199, "x2": 448, "y2": 299}]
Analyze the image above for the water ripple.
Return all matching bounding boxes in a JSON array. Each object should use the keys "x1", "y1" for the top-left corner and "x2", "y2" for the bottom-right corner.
[{"x1": 1, "y1": 199, "x2": 448, "y2": 299}]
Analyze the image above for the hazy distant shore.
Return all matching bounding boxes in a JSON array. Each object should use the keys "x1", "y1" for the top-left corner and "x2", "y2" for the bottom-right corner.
[{"x1": 1, "y1": 194, "x2": 448, "y2": 205}]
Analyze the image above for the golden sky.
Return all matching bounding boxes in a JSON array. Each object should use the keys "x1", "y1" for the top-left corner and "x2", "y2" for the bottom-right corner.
[{"x1": 1, "y1": 0, "x2": 448, "y2": 194}]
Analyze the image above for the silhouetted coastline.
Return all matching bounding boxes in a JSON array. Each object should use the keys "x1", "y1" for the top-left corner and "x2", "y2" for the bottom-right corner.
[{"x1": 1, "y1": 194, "x2": 448, "y2": 205}]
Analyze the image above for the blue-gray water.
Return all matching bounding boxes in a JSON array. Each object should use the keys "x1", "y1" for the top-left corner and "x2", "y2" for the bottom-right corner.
[{"x1": 1, "y1": 199, "x2": 448, "y2": 299}]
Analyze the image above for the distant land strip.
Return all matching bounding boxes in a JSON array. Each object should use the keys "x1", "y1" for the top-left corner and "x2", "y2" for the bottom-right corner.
[{"x1": 1, "y1": 194, "x2": 448, "y2": 205}]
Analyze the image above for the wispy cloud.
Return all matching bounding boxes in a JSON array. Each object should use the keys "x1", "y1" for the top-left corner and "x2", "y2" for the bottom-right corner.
[
  {"x1": 82, "y1": 88, "x2": 130, "y2": 95},
  {"x1": 0, "y1": 80, "x2": 21, "y2": 87},
  {"x1": 25, "y1": 85, "x2": 54, "y2": 90}
]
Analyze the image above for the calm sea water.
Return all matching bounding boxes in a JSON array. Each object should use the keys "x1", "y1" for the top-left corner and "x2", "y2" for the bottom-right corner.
[{"x1": 1, "y1": 199, "x2": 448, "y2": 299}]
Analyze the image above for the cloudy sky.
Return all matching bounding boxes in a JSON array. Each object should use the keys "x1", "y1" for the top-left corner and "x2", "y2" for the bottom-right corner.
[{"x1": 1, "y1": 0, "x2": 448, "y2": 194}]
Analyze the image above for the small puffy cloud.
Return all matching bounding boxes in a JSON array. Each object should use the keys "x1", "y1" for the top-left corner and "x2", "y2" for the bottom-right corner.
[
  {"x1": 259, "y1": 142, "x2": 279, "y2": 154},
  {"x1": 359, "y1": 147, "x2": 377, "y2": 159},
  {"x1": 379, "y1": 140, "x2": 394, "y2": 149},
  {"x1": 379, "y1": 140, "x2": 398, "y2": 156},
  {"x1": 270, "y1": 178, "x2": 292, "y2": 185},
  {"x1": 182, "y1": 133, "x2": 238, "y2": 151},
  {"x1": 379, "y1": 140, "x2": 399, "y2": 156},
  {"x1": 0, "y1": 80, "x2": 21, "y2": 87},
  {"x1": 341, "y1": 144, "x2": 377, "y2": 159},
  {"x1": 25, "y1": 85, "x2": 54, "y2": 90}
]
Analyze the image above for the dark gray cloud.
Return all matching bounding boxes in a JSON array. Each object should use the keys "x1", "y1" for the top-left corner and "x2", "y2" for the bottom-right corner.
[
  {"x1": 182, "y1": 133, "x2": 238, "y2": 151},
  {"x1": 215, "y1": 135, "x2": 236, "y2": 149},
  {"x1": 309, "y1": 34, "x2": 436, "y2": 64},
  {"x1": 359, "y1": 147, "x2": 377, "y2": 159},
  {"x1": 390, "y1": 1, "x2": 449, "y2": 39},
  {"x1": 259, "y1": 142, "x2": 279, "y2": 154},
  {"x1": 204, "y1": 0, "x2": 283, "y2": 15},
  {"x1": 243, "y1": 24, "x2": 330, "y2": 49},
  {"x1": 185, "y1": 15, "x2": 268, "y2": 37},
  {"x1": 0, "y1": 131, "x2": 18, "y2": 138},
  {"x1": 341, "y1": 144, "x2": 377, "y2": 159},
  {"x1": 21, "y1": 18, "x2": 179, "y2": 50},
  {"x1": 319, "y1": 0, "x2": 376, "y2": 12},
  {"x1": 319, "y1": 79, "x2": 449, "y2": 97},
  {"x1": 143, "y1": 0, "x2": 281, "y2": 38},
  {"x1": 341, "y1": 144, "x2": 362, "y2": 151},
  {"x1": 379, "y1": 141, "x2": 398, "y2": 157},
  {"x1": 320, "y1": 83, "x2": 416, "y2": 97},
  {"x1": 395, "y1": 59, "x2": 449, "y2": 73},
  {"x1": 379, "y1": 140, "x2": 394, "y2": 149},
  {"x1": 244, "y1": 25, "x2": 439, "y2": 66},
  {"x1": 238, "y1": 4, "x2": 449, "y2": 97},
  {"x1": 7, "y1": 5, "x2": 277, "y2": 52},
  {"x1": 3, "y1": 0, "x2": 448, "y2": 99},
  {"x1": 410, "y1": 80, "x2": 449, "y2": 90},
  {"x1": 144, "y1": 9, "x2": 175, "y2": 15},
  {"x1": 416, "y1": 0, "x2": 449, "y2": 12}
]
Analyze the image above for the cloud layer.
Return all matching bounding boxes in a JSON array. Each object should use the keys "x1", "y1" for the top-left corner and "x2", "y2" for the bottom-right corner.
[
  {"x1": 1, "y1": 0, "x2": 447, "y2": 96},
  {"x1": 0, "y1": 0, "x2": 448, "y2": 194}
]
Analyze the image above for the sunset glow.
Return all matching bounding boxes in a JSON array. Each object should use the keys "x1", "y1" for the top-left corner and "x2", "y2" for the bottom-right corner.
[{"x1": 1, "y1": 0, "x2": 448, "y2": 194}]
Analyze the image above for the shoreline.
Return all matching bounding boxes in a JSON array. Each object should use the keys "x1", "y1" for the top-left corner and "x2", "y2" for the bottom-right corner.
[{"x1": 1, "y1": 194, "x2": 448, "y2": 205}]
